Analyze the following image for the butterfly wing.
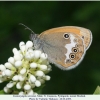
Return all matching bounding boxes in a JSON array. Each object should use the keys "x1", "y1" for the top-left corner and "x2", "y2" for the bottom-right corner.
[
  {"x1": 39, "y1": 26, "x2": 92, "y2": 50},
  {"x1": 38, "y1": 27, "x2": 87, "y2": 70},
  {"x1": 74, "y1": 26, "x2": 92, "y2": 50}
]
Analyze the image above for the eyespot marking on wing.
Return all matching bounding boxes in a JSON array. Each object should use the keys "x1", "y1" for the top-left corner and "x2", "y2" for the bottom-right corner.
[
  {"x1": 72, "y1": 47, "x2": 79, "y2": 53},
  {"x1": 63, "y1": 33, "x2": 70, "y2": 39},
  {"x1": 69, "y1": 53, "x2": 76, "y2": 60},
  {"x1": 64, "y1": 34, "x2": 77, "y2": 63}
]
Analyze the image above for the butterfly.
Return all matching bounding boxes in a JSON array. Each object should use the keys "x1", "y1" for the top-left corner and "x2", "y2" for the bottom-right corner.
[{"x1": 20, "y1": 24, "x2": 92, "y2": 70}]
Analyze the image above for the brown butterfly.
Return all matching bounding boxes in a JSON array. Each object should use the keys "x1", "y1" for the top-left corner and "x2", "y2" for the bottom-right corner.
[{"x1": 20, "y1": 24, "x2": 92, "y2": 70}]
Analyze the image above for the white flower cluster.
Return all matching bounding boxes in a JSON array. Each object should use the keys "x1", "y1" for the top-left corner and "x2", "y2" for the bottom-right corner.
[{"x1": 0, "y1": 41, "x2": 51, "y2": 95}]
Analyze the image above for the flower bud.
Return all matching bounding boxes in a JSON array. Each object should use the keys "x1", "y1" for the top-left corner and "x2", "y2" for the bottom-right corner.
[
  {"x1": 39, "y1": 65, "x2": 47, "y2": 71},
  {"x1": 45, "y1": 75, "x2": 51, "y2": 81},
  {"x1": 40, "y1": 53, "x2": 48, "y2": 60},
  {"x1": 5, "y1": 69, "x2": 12, "y2": 76},
  {"x1": 16, "y1": 82, "x2": 23, "y2": 89},
  {"x1": 19, "y1": 42, "x2": 25, "y2": 48},
  {"x1": 5, "y1": 62, "x2": 15, "y2": 70},
  {"x1": 12, "y1": 48, "x2": 18, "y2": 54},
  {"x1": 0, "y1": 64, "x2": 6, "y2": 71},
  {"x1": 12, "y1": 75, "x2": 19, "y2": 81},
  {"x1": 8, "y1": 57, "x2": 15, "y2": 65},
  {"x1": 35, "y1": 70, "x2": 44, "y2": 77},
  {"x1": 19, "y1": 91, "x2": 25, "y2": 95},
  {"x1": 26, "y1": 41, "x2": 33, "y2": 49},
  {"x1": 20, "y1": 68, "x2": 26, "y2": 75},
  {"x1": 35, "y1": 80, "x2": 41, "y2": 87},
  {"x1": 29, "y1": 75, "x2": 36, "y2": 83},
  {"x1": 24, "y1": 84, "x2": 31, "y2": 90},
  {"x1": 14, "y1": 61, "x2": 22, "y2": 68},
  {"x1": 6, "y1": 82, "x2": 14, "y2": 88},
  {"x1": 4, "y1": 86, "x2": 11, "y2": 93},
  {"x1": 14, "y1": 55, "x2": 22, "y2": 61},
  {"x1": 34, "y1": 50, "x2": 41, "y2": 59},
  {"x1": 27, "y1": 89, "x2": 34, "y2": 95},
  {"x1": 18, "y1": 74, "x2": 26, "y2": 81},
  {"x1": 30, "y1": 63, "x2": 37, "y2": 68}
]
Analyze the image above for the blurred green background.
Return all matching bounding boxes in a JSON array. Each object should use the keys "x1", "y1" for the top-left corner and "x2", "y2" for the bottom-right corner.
[{"x1": 0, "y1": 1, "x2": 99, "y2": 94}]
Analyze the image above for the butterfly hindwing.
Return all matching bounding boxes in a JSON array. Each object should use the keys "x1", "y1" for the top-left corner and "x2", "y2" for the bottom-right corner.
[{"x1": 38, "y1": 31, "x2": 85, "y2": 70}]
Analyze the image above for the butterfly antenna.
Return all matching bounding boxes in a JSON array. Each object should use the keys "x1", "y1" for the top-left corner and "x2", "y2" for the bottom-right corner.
[{"x1": 19, "y1": 23, "x2": 35, "y2": 34}]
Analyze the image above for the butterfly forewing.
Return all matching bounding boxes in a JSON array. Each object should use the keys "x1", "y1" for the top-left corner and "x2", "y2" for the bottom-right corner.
[{"x1": 39, "y1": 26, "x2": 92, "y2": 50}]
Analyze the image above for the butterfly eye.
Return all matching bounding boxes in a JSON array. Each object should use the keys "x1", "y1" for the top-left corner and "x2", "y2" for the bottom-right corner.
[
  {"x1": 69, "y1": 53, "x2": 76, "y2": 60},
  {"x1": 72, "y1": 47, "x2": 78, "y2": 53},
  {"x1": 63, "y1": 33, "x2": 69, "y2": 39}
]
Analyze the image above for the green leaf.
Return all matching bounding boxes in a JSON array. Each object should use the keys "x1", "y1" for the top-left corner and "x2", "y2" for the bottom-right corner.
[
  {"x1": 34, "y1": 84, "x2": 45, "y2": 94},
  {"x1": 0, "y1": 90, "x2": 5, "y2": 94},
  {"x1": 93, "y1": 86, "x2": 100, "y2": 94}
]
